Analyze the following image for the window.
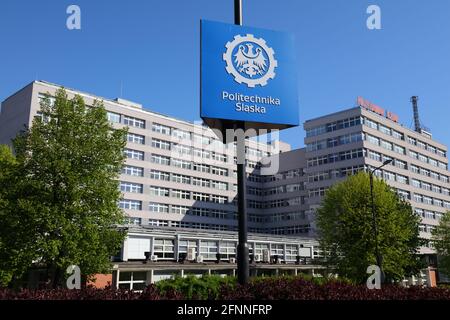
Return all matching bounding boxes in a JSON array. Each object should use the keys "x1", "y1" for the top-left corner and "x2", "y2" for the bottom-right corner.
[
  {"x1": 149, "y1": 202, "x2": 169, "y2": 213},
  {"x1": 211, "y1": 195, "x2": 227, "y2": 204},
  {"x1": 173, "y1": 144, "x2": 191, "y2": 156},
  {"x1": 396, "y1": 175, "x2": 408, "y2": 184},
  {"x1": 211, "y1": 166, "x2": 228, "y2": 176},
  {"x1": 417, "y1": 140, "x2": 426, "y2": 150},
  {"x1": 171, "y1": 189, "x2": 190, "y2": 199},
  {"x1": 171, "y1": 173, "x2": 190, "y2": 184},
  {"x1": 117, "y1": 272, "x2": 147, "y2": 291},
  {"x1": 172, "y1": 128, "x2": 191, "y2": 140},
  {"x1": 397, "y1": 189, "x2": 410, "y2": 200},
  {"x1": 407, "y1": 136, "x2": 416, "y2": 145},
  {"x1": 423, "y1": 196, "x2": 432, "y2": 205},
  {"x1": 392, "y1": 130, "x2": 404, "y2": 140},
  {"x1": 192, "y1": 177, "x2": 210, "y2": 187},
  {"x1": 152, "y1": 123, "x2": 171, "y2": 135},
  {"x1": 150, "y1": 186, "x2": 169, "y2": 197},
  {"x1": 410, "y1": 165, "x2": 419, "y2": 174},
  {"x1": 394, "y1": 160, "x2": 407, "y2": 170},
  {"x1": 306, "y1": 125, "x2": 326, "y2": 137},
  {"x1": 171, "y1": 158, "x2": 191, "y2": 170},
  {"x1": 151, "y1": 154, "x2": 170, "y2": 166},
  {"x1": 413, "y1": 194, "x2": 423, "y2": 203},
  {"x1": 394, "y1": 145, "x2": 405, "y2": 155},
  {"x1": 364, "y1": 118, "x2": 378, "y2": 130},
  {"x1": 150, "y1": 170, "x2": 170, "y2": 181},
  {"x1": 367, "y1": 135, "x2": 380, "y2": 146},
  {"x1": 122, "y1": 165, "x2": 144, "y2": 177},
  {"x1": 418, "y1": 153, "x2": 428, "y2": 163},
  {"x1": 153, "y1": 239, "x2": 174, "y2": 259},
  {"x1": 212, "y1": 153, "x2": 227, "y2": 162},
  {"x1": 178, "y1": 240, "x2": 197, "y2": 256},
  {"x1": 412, "y1": 179, "x2": 421, "y2": 188},
  {"x1": 368, "y1": 150, "x2": 381, "y2": 162},
  {"x1": 193, "y1": 148, "x2": 210, "y2": 159},
  {"x1": 199, "y1": 240, "x2": 218, "y2": 260},
  {"x1": 193, "y1": 192, "x2": 209, "y2": 202},
  {"x1": 127, "y1": 133, "x2": 145, "y2": 144},
  {"x1": 380, "y1": 140, "x2": 393, "y2": 151},
  {"x1": 422, "y1": 182, "x2": 431, "y2": 191},
  {"x1": 120, "y1": 182, "x2": 143, "y2": 193},
  {"x1": 219, "y1": 241, "x2": 236, "y2": 259},
  {"x1": 152, "y1": 138, "x2": 171, "y2": 150},
  {"x1": 171, "y1": 205, "x2": 189, "y2": 215},
  {"x1": 383, "y1": 171, "x2": 395, "y2": 181},
  {"x1": 379, "y1": 124, "x2": 391, "y2": 135},
  {"x1": 125, "y1": 149, "x2": 144, "y2": 160},
  {"x1": 119, "y1": 199, "x2": 142, "y2": 210},
  {"x1": 107, "y1": 112, "x2": 121, "y2": 123},
  {"x1": 193, "y1": 163, "x2": 210, "y2": 173},
  {"x1": 437, "y1": 149, "x2": 446, "y2": 158},
  {"x1": 212, "y1": 180, "x2": 228, "y2": 191},
  {"x1": 123, "y1": 116, "x2": 145, "y2": 128},
  {"x1": 409, "y1": 150, "x2": 418, "y2": 159}
]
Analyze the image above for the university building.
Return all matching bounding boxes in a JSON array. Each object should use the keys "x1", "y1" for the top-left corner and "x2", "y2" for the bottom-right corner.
[{"x1": 1, "y1": 81, "x2": 446, "y2": 288}]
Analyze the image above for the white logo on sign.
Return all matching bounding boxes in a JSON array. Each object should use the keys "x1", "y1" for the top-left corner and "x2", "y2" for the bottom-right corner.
[{"x1": 223, "y1": 34, "x2": 277, "y2": 88}]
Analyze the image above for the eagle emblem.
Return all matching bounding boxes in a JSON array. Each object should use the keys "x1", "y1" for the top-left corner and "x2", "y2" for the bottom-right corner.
[{"x1": 223, "y1": 34, "x2": 277, "y2": 87}]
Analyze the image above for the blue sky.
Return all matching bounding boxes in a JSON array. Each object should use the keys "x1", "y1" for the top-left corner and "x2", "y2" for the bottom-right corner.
[{"x1": 1, "y1": 0, "x2": 449, "y2": 149}]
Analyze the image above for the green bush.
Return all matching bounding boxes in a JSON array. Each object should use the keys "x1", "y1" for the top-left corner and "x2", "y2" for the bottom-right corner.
[{"x1": 155, "y1": 275, "x2": 237, "y2": 299}]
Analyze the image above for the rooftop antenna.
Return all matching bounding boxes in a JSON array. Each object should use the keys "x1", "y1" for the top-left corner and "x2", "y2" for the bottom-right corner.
[{"x1": 411, "y1": 96, "x2": 421, "y2": 133}]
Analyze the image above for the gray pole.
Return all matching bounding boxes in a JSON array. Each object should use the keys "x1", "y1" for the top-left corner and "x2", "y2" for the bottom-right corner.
[
  {"x1": 234, "y1": 0, "x2": 249, "y2": 285},
  {"x1": 369, "y1": 159, "x2": 391, "y2": 284}
]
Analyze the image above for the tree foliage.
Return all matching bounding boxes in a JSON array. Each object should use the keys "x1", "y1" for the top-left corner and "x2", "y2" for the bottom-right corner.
[
  {"x1": 432, "y1": 211, "x2": 450, "y2": 277},
  {"x1": 0, "y1": 88, "x2": 127, "y2": 287},
  {"x1": 316, "y1": 172, "x2": 424, "y2": 283}
]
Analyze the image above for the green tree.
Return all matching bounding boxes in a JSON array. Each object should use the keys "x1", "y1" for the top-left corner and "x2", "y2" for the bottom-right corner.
[
  {"x1": 0, "y1": 88, "x2": 127, "y2": 288},
  {"x1": 316, "y1": 172, "x2": 424, "y2": 283},
  {"x1": 432, "y1": 212, "x2": 450, "y2": 277}
]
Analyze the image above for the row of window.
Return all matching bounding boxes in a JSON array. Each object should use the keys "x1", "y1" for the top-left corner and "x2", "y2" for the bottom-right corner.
[
  {"x1": 366, "y1": 149, "x2": 450, "y2": 183},
  {"x1": 123, "y1": 150, "x2": 230, "y2": 176},
  {"x1": 261, "y1": 183, "x2": 304, "y2": 196},
  {"x1": 307, "y1": 149, "x2": 365, "y2": 167},
  {"x1": 408, "y1": 150, "x2": 447, "y2": 170},
  {"x1": 306, "y1": 116, "x2": 362, "y2": 137},
  {"x1": 407, "y1": 136, "x2": 446, "y2": 158},
  {"x1": 306, "y1": 132, "x2": 364, "y2": 152},
  {"x1": 149, "y1": 187, "x2": 228, "y2": 203},
  {"x1": 248, "y1": 197, "x2": 305, "y2": 209},
  {"x1": 366, "y1": 133, "x2": 406, "y2": 155},
  {"x1": 128, "y1": 236, "x2": 310, "y2": 261},
  {"x1": 363, "y1": 117, "x2": 405, "y2": 140},
  {"x1": 148, "y1": 170, "x2": 228, "y2": 190},
  {"x1": 264, "y1": 169, "x2": 304, "y2": 182},
  {"x1": 411, "y1": 178, "x2": 450, "y2": 196},
  {"x1": 414, "y1": 208, "x2": 444, "y2": 221},
  {"x1": 412, "y1": 193, "x2": 450, "y2": 209},
  {"x1": 153, "y1": 122, "x2": 271, "y2": 158},
  {"x1": 151, "y1": 138, "x2": 229, "y2": 163},
  {"x1": 306, "y1": 114, "x2": 446, "y2": 159},
  {"x1": 307, "y1": 165, "x2": 366, "y2": 182}
]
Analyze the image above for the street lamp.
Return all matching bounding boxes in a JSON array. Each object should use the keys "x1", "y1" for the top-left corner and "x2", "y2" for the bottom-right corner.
[{"x1": 369, "y1": 159, "x2": 392, "y2": 283}]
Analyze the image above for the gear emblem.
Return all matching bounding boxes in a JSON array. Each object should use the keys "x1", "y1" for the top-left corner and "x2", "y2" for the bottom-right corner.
[{"x1": 223, "y1": 34, "x2": 277, "y2": 88}]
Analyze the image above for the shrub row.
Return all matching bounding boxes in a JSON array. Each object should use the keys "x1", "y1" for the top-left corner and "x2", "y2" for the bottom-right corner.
[{"x1": 2, "y1": 275, "x2": 450, "y2": 300}]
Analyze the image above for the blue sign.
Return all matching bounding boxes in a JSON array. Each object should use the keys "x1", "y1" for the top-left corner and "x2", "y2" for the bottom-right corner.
[{"x1": 200, "y1": 20, "x2": 299, "y2": 132}]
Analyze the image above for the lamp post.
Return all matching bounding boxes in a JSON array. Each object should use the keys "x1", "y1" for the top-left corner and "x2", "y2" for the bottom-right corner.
[{"x1": 369, "y1": 159, "x2": 392, "y2": 284}]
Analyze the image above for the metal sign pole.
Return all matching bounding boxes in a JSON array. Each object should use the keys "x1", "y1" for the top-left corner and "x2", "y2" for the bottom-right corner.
[{"x1": 234, "y1": 0, "x2": 249, "y2": 285}]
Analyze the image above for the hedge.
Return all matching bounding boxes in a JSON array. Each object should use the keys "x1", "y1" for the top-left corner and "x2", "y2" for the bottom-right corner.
[{"x1": 1, "y1": 275, "x2": 450, "y2": 300}]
